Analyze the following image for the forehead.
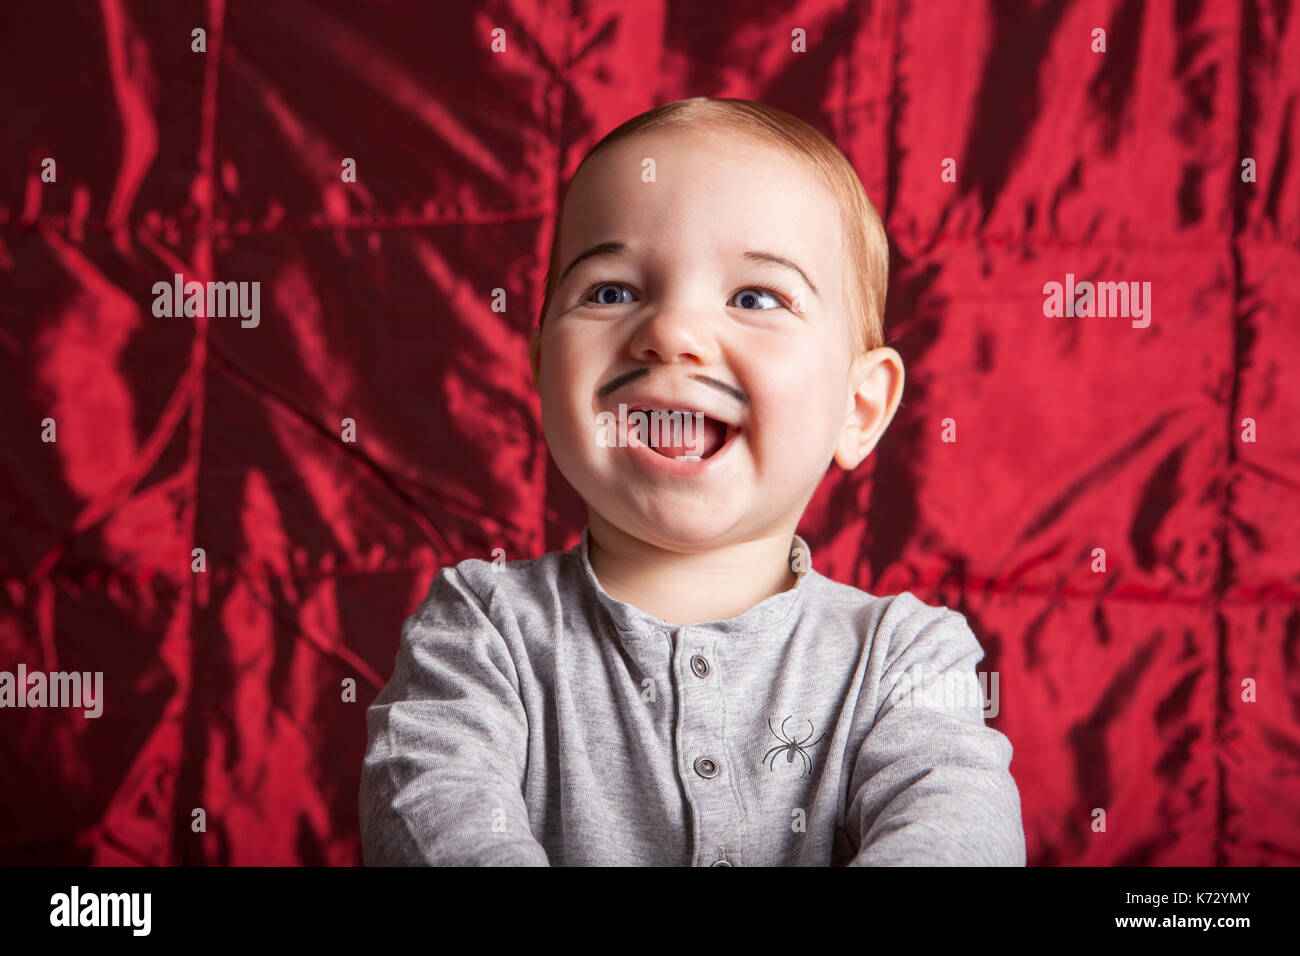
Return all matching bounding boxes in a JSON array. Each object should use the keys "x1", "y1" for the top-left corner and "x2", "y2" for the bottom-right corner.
[{"x1": 557, "y1": 126, "x2": 844, "y2": 268}]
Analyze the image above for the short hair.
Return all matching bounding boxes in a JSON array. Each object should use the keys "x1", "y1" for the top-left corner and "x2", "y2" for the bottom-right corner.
[{"x1": 535, "y1": 96, "x2": 888, "y2": 357}]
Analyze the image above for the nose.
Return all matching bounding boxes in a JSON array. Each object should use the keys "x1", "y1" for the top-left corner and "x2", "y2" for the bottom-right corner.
[{"x1": 627, "y1": 296, "x2": 721, "y2": 365}]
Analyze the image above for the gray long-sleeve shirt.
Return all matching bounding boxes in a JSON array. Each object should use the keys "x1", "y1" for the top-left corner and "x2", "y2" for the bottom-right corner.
[{"x1": 360, "y1": 527, "x2": 1026, "y2": 866}]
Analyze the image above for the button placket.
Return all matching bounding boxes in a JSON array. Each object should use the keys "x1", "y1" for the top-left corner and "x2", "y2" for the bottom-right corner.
[{"x1": 677, "y1": 630, "x2": 742, "y2": 867}]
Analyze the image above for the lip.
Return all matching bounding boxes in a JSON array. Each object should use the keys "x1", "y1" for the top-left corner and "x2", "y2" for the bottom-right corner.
[{"x1": 619, "y1": 414, "x2": 743, "y2": 476}]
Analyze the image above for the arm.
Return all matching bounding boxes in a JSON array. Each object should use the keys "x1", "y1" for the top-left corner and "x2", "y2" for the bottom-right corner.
[
  {"x1": 844, "y1": 606, "x2": 1025, "y2": 866},
  {"x1": 360, "y1": 567, "x2": 549, "y2": 866}
]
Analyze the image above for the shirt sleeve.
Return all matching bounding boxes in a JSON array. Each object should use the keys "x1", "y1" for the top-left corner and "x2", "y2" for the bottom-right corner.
[
  {"x1": 844, "y1": 604, "x2": 1026, "y2": 866},
  {"x1": 359, "y1": 566, "x2": 550, "y2": 866}
]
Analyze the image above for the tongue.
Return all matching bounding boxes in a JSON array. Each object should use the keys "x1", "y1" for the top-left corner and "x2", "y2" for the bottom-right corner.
[{"x1": 650, "y1": 416, "x2": 725, "y2": 459}]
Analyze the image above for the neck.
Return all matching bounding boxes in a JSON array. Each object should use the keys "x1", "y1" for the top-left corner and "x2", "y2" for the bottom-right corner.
[{"x1": 586, "y1": 512, "x2": 800, "y2": 626}]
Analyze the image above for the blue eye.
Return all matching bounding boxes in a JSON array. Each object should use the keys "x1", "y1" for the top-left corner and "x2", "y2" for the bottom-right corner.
[
  {"x1": 731, "y1": 287, "x2": 782, "y2": 310},
  {"x1": 587, "y1": 282, "x2": 635, "y2": 305},
  {"x1": 580, "y1": 282, "x2": 787, "y2": 310}
]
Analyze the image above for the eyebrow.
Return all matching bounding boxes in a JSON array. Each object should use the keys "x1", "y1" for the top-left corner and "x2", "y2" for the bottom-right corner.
[
  {"x1": 556, "y1": 241, "x2": 820, "y2": 296},
  {"x1": 741, "y1": 250, "x2": 819, "y2": 296},
  {"x1": 558, "y1": 241, "x2": 627, "y2": 287}
]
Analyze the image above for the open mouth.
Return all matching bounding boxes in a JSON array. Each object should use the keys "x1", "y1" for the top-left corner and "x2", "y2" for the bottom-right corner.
[{"x1": 627, "y1": 409, "x2": 737, "y2": 461}]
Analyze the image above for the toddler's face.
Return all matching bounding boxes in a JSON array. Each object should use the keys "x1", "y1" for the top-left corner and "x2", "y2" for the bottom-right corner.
[{"x1": 532, "y1": 127, "x2": 878, "y2": 552}]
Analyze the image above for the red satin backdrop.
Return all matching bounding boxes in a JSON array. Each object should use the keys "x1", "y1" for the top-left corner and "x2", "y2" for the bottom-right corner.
[{"x1": 1, "y1": 0, "x2": 1298, "y2": 866}]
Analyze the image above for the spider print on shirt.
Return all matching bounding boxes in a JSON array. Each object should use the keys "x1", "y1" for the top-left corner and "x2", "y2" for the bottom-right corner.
[{"x1": 761, "y1": 715, "x2": 825, "y2": 777}]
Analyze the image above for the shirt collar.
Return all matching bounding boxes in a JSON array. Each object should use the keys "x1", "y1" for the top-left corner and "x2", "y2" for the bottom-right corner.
[{"x1": 571, "y1": 525, "x2": 812, "y2": 639}]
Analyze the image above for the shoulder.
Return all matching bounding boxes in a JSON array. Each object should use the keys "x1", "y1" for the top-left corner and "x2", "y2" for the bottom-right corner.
[
  {"x1": 803, "y1": 574, "x2": 981, "y2": 662},
  {"x1": 871, "y1": 590, "x2": 985, "y2": 669},
  {"x1": 394, "y1": 547, "x2": 574, "y2": 684},
  {"x1": 410, "y1": 545, "x2": 573, "y2": 626}
]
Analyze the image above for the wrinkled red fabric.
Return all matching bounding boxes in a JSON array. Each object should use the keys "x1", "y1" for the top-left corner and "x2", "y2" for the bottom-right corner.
[{"x1": 1, "y1": 0, "x2": 1297, "y2": 866}]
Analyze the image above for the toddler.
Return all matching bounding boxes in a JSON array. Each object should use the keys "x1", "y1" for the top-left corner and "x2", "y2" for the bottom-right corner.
[{"x1": 360, "y1": 96, "x2": 1026, "y2": 866}]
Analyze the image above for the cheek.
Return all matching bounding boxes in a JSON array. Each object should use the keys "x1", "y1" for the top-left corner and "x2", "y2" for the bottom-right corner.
[
  {"x1": 539, "y1": 334, "x2": 601, "y2": 457},
  {"x1": 758, "y1": 399, "x2": 840, "y2": 462},
  {"x1": 746, "y1": 341, "x2": 845, "y2": 459}
]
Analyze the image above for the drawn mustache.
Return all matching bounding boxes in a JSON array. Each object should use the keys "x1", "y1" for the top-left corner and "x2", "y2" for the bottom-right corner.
[{"x1": 597, "y1": 367, "x2": 748, "y2": 405}]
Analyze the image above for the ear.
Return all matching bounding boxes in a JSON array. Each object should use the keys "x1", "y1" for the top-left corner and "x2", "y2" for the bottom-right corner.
[
  {"x1": 833, "y1": 347, "x2": 904, "y2": 470},
  {"x1": 529, "y1": 327, "x2": 542, "y2": 387}
]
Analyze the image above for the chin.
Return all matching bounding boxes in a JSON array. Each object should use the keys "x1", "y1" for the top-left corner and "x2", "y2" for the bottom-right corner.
[{"x1": 608, "y1": 505, "x2": 740, "y2": 551}]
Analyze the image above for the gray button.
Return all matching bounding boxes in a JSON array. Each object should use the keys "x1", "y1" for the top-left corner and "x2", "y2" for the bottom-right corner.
[
  {"x1": 694, "y1": 755, "x2": 718, "y2": 778},
  {"x1": 690, "y1": 654, "x2": 710, "y2": 678}
]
